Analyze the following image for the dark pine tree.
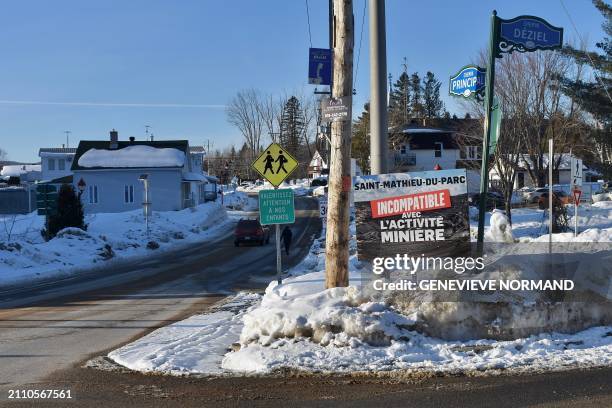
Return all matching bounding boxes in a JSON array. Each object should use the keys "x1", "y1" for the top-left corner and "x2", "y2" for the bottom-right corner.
[
  {"x1": 45, "y1": 184, "x2": 86, "y2": 240},
  {"x1": 559, "y1": 0, "x2": 612, "y2": 179},
  {"x1": 388, "y1": 72, "x2": 411, "y2": 128},
  {"x1": 422, "y1": 71, "x2": 445, "y2": 118},
  {"x1": 352, "y1": 103, "x2": 371, "y2": 174},
  {"x1": 279, "y1": 96, "x2": 305, "y2": 159},
  {"x1": 409, "y1": 72, "x2": 424, "y2": 119}
]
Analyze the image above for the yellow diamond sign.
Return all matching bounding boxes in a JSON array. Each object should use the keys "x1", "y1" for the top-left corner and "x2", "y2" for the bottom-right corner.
[{"x1": 251, "y1": 143, "x2": 299, "y2": 187}]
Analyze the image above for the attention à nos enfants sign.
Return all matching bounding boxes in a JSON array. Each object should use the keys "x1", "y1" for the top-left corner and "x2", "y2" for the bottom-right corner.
[{"x1": 353, "y1": 169, "x2": 470, "y2": 261}]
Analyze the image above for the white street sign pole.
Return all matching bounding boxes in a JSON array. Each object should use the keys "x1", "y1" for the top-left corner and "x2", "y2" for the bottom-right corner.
[
  {"x1": 275, "y1": 186, "x2": 282, "y2": 286},
  {"x1": 549, "y1": 138, "x2": 553, "y2": 255}
]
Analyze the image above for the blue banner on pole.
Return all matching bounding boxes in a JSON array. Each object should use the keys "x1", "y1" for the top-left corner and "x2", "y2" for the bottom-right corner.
[
  {"x1": 498, "y1": 15, "x2": 563, "y2": 53},
  {"x1": 308, "y1": 48, "x2": 332, "y2": 85},
  {"x1": 449, "y1": 66, "x2": 486, "y2": 98}
]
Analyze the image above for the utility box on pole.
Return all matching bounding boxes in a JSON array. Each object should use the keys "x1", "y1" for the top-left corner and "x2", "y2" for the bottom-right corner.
[{"x1": 325, "y1": 0, "x2": 354, "y2": 289}]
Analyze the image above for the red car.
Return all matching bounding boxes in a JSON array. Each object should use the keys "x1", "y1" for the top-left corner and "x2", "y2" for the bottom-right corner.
[{"x1": 234, "y1": 219, "x2": 270, "y2": 247}]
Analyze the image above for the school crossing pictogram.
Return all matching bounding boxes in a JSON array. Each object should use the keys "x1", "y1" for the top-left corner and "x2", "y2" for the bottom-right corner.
[{"x1": 251, "y1": 143, "x2": 299, "y2": 187}]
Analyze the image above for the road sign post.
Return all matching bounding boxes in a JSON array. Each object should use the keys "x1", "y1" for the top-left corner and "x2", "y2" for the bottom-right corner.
[
  {"x1": 254, "y1": 143, "x2": 298, "y2": 286},
  {"x1": 476, "y1": 11, "x2": 563, "y2": 247},
  {"x1": 570, "y1": 157, "x2": 583, "y2": 237}
]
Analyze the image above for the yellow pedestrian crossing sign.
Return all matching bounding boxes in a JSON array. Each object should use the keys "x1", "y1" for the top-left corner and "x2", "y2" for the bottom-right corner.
[{"x1": 251, "y1": 143, "x2": 299, "y2": 187}]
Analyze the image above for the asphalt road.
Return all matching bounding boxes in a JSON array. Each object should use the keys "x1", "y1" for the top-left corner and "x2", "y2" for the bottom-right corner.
[{"x1": 0, "y1": 197, "x2": 321, "y2": 400}]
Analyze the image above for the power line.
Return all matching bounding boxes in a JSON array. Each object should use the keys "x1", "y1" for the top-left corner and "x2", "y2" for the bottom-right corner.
[
  {"x1": 559, "y1": 0, "x2": 612, "y2": 104},
  {"x1": 354, "y1": 0, "x2": 367, "y2": 93},
  {"x1": 305, "y1": 0, "x2": 313, "y2": 48}
]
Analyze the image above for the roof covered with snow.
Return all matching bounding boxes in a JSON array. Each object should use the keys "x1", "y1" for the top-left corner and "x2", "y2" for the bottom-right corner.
[
  {"x1": 0, "y1": 164, "x2": 42, "y2": 177},
  {"x1": 72, "y1": 140, "x2": 190, "y2": 171}
]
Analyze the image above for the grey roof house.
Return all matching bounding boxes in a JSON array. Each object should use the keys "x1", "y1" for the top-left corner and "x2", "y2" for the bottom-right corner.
[{"x1": 71, "y1": 130, "x2": 216, "y2": 214}]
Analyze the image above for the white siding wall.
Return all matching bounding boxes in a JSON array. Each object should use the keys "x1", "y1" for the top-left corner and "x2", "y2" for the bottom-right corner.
[
  {"x1": 40, "y1": 153, "x2": 75, "y2": 181},
  {"x1": 74, "y1": 168, "x2": 183, "y2": 214},
  {"x1": 401, "y1": 147, "x2": 461, "y2": 172}
]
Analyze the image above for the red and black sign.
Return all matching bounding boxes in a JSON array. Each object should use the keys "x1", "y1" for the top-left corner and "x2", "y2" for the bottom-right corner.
[{"x1": 353, "y1": 170, "x2": 470, "y2": 261}]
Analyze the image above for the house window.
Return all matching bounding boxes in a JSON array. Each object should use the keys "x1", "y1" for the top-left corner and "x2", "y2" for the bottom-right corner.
[
  {"x1": 466, "y1": 146, "x2": 479, "y2": 160},
  {"x1": 124, "y1": 185, "x2": 134, "y2": 203},
  {"x1": 48, "y1": 158, "x2": 55, "y2": 170},
  {"x1": 400, "y1": 145, "x2": 407, "y2": 155},
  {"x1": 434, "y1": 142, "x2": 443, "y2": 158},
  {"x1": 58, "y1": 159, "x2": 65, "y2": 171},
  {"x1": 88, "y1": 185, "x2": 98, "y2": 204}
]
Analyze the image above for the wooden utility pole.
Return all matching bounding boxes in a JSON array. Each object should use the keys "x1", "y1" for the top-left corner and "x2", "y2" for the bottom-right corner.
[{"x1": 325, "y1": 0, "x2": 354, "y2": 288}]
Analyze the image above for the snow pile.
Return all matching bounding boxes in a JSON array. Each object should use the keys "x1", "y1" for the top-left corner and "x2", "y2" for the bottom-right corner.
[
  {"x1": 238, "y1": 284, "x2": 413, "y2": 348},
  {"x1": 222, "y1": 190, "x2": 258, "y2": 211},
  {"x1": 78, "y1": 145, "x2": 185, "y2": 168},
  {"x1": 485, "y1": 209, "x2": 514, "y2": 242},
  {"x1": 0, "y1": 201, "x2": 229, "y2": 287}
]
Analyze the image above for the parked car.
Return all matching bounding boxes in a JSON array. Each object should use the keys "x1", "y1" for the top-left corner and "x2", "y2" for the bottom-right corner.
[
  {"x1": 468, "y1": 192, "x2": 505, "y2": 210},
  {"x1": 538, "y1": 191, "x2": 571, "y2": 209},
  {"x1": 234, "y1": 219, "x2": 270, "y2": 246},
  {"x1": 527, "y1": 187, "x2": 550, "y2": 203},
  {"x1": 310, "y1": 177, "x2": 328, "y2": 187}
]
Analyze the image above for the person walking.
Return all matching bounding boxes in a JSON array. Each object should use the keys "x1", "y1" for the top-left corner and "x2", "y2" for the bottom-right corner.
[{"x1": 281, "y1": 226, "x2": 293, "y2": 255}]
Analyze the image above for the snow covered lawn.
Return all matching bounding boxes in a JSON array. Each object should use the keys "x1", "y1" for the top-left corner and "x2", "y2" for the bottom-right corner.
[
  {"x1": 108, "y1": 203, "x2": 612, "y2": 376},
  {"x1": 0, "y1": 193, "x2": 255, "y2": 288}
]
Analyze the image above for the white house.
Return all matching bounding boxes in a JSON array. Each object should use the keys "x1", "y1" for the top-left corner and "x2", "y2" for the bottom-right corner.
[
  {"x1": 38, "y1": 147, "x2": 77, "y2": 182},
  {"x1": 489, "y1": 154, "x2": 601, "y2": 189},
  {"x1": 391, "y1": 126, "x2": 481, "y2": 191},
  {"x1": 70, "y1": 130, "x2": 216, "y2": 214},
  {"x1": 308, "y1": 150, "x2": 328, "y2": 179},
  {"x1": 0, "y1": 164, "x2": 42, "y2": 184}
]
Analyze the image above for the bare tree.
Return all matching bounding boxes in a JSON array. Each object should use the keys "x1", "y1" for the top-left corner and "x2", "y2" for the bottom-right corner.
[
  {"x1": 257, "y1": 93, "x2": 287, "y2": 144},
  {"x1": 226, "y1": 89, "x2": 265, "y2": 172},
  {"x1": 460, "y1": 48, "x2": 585, "y2": 222}
]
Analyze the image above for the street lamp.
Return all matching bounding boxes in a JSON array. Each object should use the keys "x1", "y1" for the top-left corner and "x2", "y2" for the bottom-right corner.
[
  {"x1": 77, "y1": 178, "x2": 86, "y2": 199},
  {"x1": 139, "y1": 174, "x2": 150, "y2": 237}
]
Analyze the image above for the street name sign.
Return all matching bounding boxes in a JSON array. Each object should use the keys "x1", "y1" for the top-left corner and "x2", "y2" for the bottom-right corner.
[
  {"x1": 308, "y1": 48, "x2": 332, "y2": 85},
  {"x1": 251, "y1": 143, "x2": 299, "y2": 187},
  {"x1": 571, "y1": 157, "x2": 583, "y2": 187},
  {"x1": 321, "y1": 96, "x2": 351, "y2": 122},
  {"x1": 259, "y1": 189, "x2": 295, "y2": 225},
  {"x1": 449, "y1": 66, "x2": 486, "y2": 98},
  {"x1": 498, "y1": 15, "x2": 563, "y2": 54}
]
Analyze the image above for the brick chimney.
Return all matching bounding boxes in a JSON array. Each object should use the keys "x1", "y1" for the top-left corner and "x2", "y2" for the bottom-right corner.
[{"x1": 110, "y1": 129, "x2": 118, "y2": 149}]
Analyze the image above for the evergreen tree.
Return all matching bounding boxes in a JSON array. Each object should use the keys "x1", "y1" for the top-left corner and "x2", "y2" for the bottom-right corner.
[
  {"x1": 44, "y1": 184, "x2": 86, "y2": 240},
  {"x1": 409, "y1": 72, "x2": 424, "y2": 118},
  {"x1": 388, "y1": 72, "x2": 411, "y2": 128},
  {"x1": 352, "y1": 103, "x2": 371, "y2": 174},
  {"x1": 279, "y1": 96, "x2": 305, "y2": 158},
  {"x1": 422, "y1": 71, "x2": 444, "y2": 118},
  {"x1": 559, "y1": 0, "x2": 611, "y2": 179}
]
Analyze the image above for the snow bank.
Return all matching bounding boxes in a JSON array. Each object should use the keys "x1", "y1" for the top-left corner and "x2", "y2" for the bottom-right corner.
[
  {"x1": 78, "y1": 145, "x2": 185, "y2": 168},
  {"x1": 0, "y1": 201, "x2": 229, "y2": 287},
  {"x1": 222, "y1": 191, "x2": 258, "y2": 211}
]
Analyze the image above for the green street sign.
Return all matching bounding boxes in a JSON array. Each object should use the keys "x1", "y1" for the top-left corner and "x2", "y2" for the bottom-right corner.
[{"x1": 259, "y1": 188, "x2": 295, "y2": 225}]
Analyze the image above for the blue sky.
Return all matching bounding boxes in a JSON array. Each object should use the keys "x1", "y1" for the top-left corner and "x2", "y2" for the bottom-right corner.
[{"x1": 0, "y1": 0, "x2": 605, "y2": 162}]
